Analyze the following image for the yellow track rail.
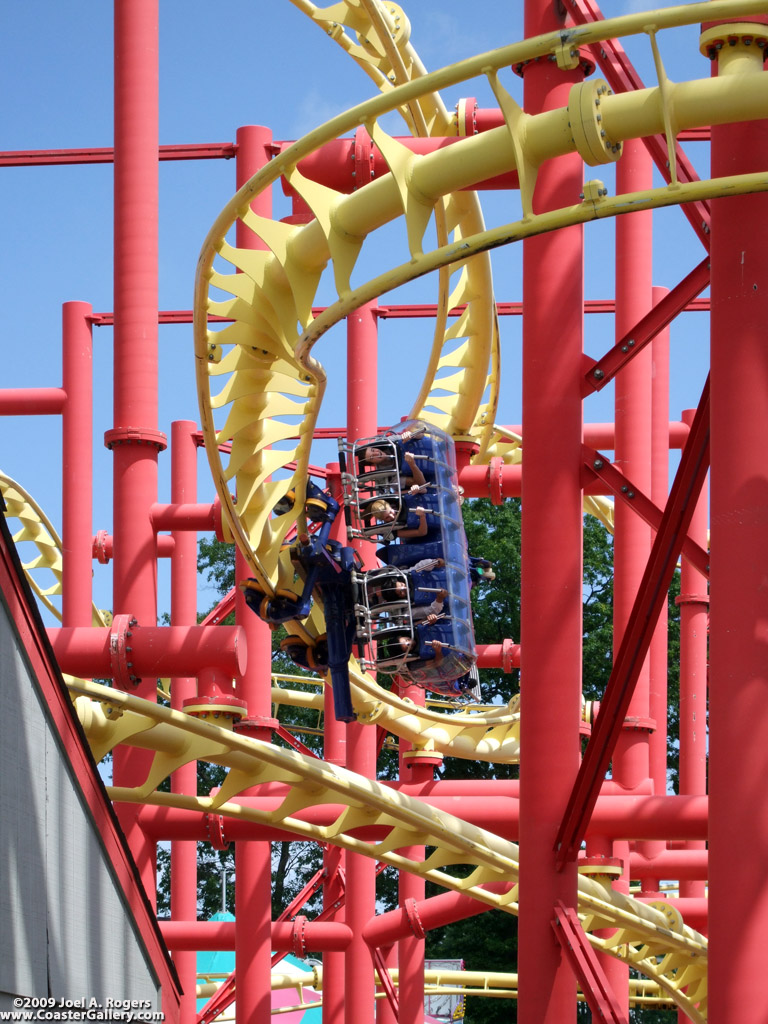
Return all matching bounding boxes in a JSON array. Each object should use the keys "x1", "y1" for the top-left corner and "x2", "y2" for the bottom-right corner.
[
  {"x1": 69, "y1": 678, "x2": 708, "y2": 1022},
  {"x1": 196, "y1": 0, "x2": 768, "y2": 564},
  {"x1": 289, "y1": 0, "x2": 501, "y2": 452},
  {"x1": 198, "y1": 966, "x2": 677, "y2": 1013},
  {"x1": 194, "y1": 0, "x2": 767, "y2": 747},
  {"x1": 0, "y1": 471, "x2": 109, "y2": 627}
]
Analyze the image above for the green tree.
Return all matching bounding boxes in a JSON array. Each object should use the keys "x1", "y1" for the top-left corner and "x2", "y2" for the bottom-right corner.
[
  {"x1": 582, "y1": 511, "x2": 616, "y2": 700},
  {"x1": 198, "y1": 535, "x2": 237, "y2": 596},
  {"x1": 462, "y1": 497, "x2": 521, "y2": 703}
]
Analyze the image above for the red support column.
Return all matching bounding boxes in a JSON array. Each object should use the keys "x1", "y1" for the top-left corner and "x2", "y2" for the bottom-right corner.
[
  {"x1": 679, "y1": 399, "x2": 708, "y2": 1024},
  {"x1": 676, "y1": 407, "x2": 708, "y2": 908},
  {"x1": 609, "y1": 137, "x2": 654, "y2": 1016},
  {"x1": 110, "y1": 0, "x2": 162, "y2": 902},
  {"x1": 613, "y1": 138, "x2": 654, "y2": 796},
  {"x1": 345, "y1": 300, "x2": 378, "y2": 1024},
  {"x1": 397, "y1": 683, "x2": 435, "y2": 1024},
  {"x1": 169, "y1": 421, "x2": 201, "y2": 1024},
  {"x1": 232, "y1": 124, "x2": 276, "y2": 1024},
  {"x1": 707, "y1": 24, "x2": 768, "y2": 1019},
  {"x1": 323, "y1": 463, "x2": 347, "y2": 1023},
  {"x1": 518, "y1": 3, "x2": 584, "y2": 1019},
  {"x1": 320, "y1": 846, "x2": 346, "y2": 1024},
  {"x1": 648, "y1": 286, "x2": 671, "y2": 807},
  {"x1": 639, "y1": 287, "x2": 671, "y2": 902},
  {"x1": 61, "y1": 301, "x2": 94, "y2": 627}
]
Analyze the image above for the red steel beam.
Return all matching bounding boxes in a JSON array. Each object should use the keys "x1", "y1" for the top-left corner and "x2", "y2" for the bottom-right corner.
[
  {"x1": 554, "y1": 377, "x2": 711, "y2": 868},
  {"x1": 160, "y1": 919, "x2": 352, "y2": 951},
  {"x1": 85, "y1": 297, "x2": 711, "y2": 327},
  {"x1": 582, "y1": 445, "x2": 709, "y2": 577},
  {"x1": 583, "y1": 257, "x2": 711, "y2": 395},
  {"x1": 137, "y1": 792, "x2": 709, "y2": 845},
  {"x1": 372, "y1": 949, "x2": 399, "y2": 1017},
  {"x1": 551, "y1": 902, "x2": 628, "y2": 1024},
  {"x1": 0, "y1": 128, "x2": 712, "y2": 170},
  {"x1": 0, "y1": 143, "x2": 237, "y2": 166},
  {"x1": 381, "y1": 298, "x2": 709, "y2": 319}
]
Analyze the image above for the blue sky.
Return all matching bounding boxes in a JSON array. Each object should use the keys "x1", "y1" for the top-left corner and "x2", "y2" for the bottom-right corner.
[{"x1": 1, "y1": 1, "x2": 711, "y2": 620}]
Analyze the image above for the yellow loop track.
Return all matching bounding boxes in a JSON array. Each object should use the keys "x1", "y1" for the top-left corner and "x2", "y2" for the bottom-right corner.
[
  {"x1": 11, "y1": 9, "x2": 768, "y2": 1016},
  {"x1": 195, "y1": 0, "x2": 766, "y2": 747},
  {"x1": 290, "y1": 0, "x2": 501, "y2": 451}
]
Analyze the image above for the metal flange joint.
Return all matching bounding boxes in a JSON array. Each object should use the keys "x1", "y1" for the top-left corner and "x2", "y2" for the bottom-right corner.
[{"x1": 567, "y1": 78, "x2": 623, "y2": 167}]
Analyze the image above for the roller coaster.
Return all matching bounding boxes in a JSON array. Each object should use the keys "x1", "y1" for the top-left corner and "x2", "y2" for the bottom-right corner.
[{"x1": 3, "y1": 0, "x2": 768, "y2": 1021}]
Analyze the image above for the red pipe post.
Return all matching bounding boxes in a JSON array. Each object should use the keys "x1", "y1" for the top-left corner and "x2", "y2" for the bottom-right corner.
[
  {"x1": 518, "y1": 3, "x2": 585, "y2": 1018},
  {"x1": 231, "y1": 123, "x2": 278, "y2": 1024},
  {"x1": 344, "y1": 298, "x2": 380, "y2": 1024},
  {"x1": 607, "y1": 136, "x2": 654, "y2": 1012},
  {"x1": 647, "y1": 287, "x2": 671, "y2": 807},
  {"x1": 707, "y1": 26, "x2": 768, "y2": 1021},
  {"x1": 169, "y1": 421, "x2": 200, "y2": 1024},
  {"x1": 677, "y1": 408, "x2": 708, "y2": 904},
  {"x1": 62, "y1": 301, "x2": 95, "y2": 627},
  {"x1": 110, "y1": 0, "x2": 161, "y2": 900},
  {"x1": 323, "y1": 462, "x2": 347, "y2": 1022},
  {"x1": 397, "y1": 683, "x2": 433, "y2": 1024}
]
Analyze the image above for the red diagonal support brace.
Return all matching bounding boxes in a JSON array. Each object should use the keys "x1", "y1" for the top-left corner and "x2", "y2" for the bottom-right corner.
[
  {"x1": 274, "y1": 722, "x2": 323, "y2": 760},
  {"x1": 563, "y1": 0, "x2": 711, "y2": 247},
  {"x1": 372, "y1": 947, "x2": 400, "y2": 1016},
  {"x1": 555, "y1": 377, "x2": 710, "y2": 867},
  {"x1": 551, "y1": 901, "x2": 628, "y2": 1023},
  {"x1": 583, "y1": 257, "x2": 710, "y2": 394},
  {"x1": 197, "y1": 974, "x2": 236, "y2": 1024},
  {"x1": 582, "y1": 446, "x2": 709, "y2": 578}
]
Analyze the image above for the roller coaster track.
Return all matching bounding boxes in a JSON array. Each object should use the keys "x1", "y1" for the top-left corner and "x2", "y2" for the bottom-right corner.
[
  {"x1": 193, "y1": 0, "x2": 767, "y2": 753},
  {"x1": 198, "y1": 965, "x2": 678, "y2": 1012},
  {"x1": 9, "y1": 7, "x2": 768, "y2": 1017},
  {"x1": 0, "y1": 471, "x2": 109, "y2": 628},
  {"x1": 0, "y1": 464, "x2": 526, "y2": 761},
  {"x1": 290, "y1": 0, "x2": 501, "y2": 454},
  {"x1": 69, "y1": 677, "x2": 708, "y2": 1022}
]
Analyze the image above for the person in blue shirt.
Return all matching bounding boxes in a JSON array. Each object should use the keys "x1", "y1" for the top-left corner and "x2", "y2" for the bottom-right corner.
[
  {"x1": 377, "y1": 632, "x2": 445, "y2": 667},
  {"x1": 369, "y1": 574, "x2": 448, "y2": 624},
  {"x1": 368, "y1": 498, "x2": 434, "y2": 540},
  {"x1": 357, "y1": 426, "x2": 435, "y2": 486},
  {"x1": 358, "y1": 447, "x2": 429, "y2": 494}
]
